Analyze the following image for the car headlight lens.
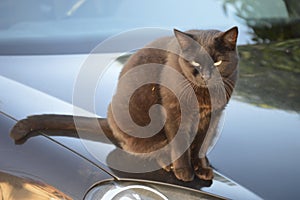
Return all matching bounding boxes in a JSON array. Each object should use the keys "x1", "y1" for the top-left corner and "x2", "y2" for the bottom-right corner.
[{"x1": 85, "y1": 181, "x2": 224, "y2": 200}]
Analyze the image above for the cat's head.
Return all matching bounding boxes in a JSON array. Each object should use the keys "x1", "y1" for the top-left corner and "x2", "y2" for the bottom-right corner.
[{"x1": 174, "y1": 27, "x2": 239, "y2": 87}]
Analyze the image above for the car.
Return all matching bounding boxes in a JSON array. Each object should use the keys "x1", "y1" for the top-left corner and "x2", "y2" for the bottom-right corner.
[{"x1": 0, "y1": 0, "x2": 299, "y2": 199}]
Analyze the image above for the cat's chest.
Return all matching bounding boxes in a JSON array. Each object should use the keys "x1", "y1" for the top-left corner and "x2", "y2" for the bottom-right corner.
[
  {"x1": 198, "y1": 106, "x2": 211, "y2": 118},
  {"x1": 196, "y1": 92, "x2": 213, "y2": 120},
  {"x1": 196, "y1": 89, "x2": 211, "y2": 107}
]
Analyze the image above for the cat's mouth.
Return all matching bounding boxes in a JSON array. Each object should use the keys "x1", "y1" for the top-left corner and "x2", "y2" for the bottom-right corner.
[
  {"x1": 196, "y1": 78, "x2": 209, "y2": 88},
  {"x1": 196, "y1": 74, "x2": 211, "y2": 87},
  {"x1": 196, "y1": 76, "x2": 223, "y2": 88}
]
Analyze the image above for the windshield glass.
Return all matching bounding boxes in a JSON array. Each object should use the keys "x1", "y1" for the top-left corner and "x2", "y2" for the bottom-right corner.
[{"x1": 0, "y1": 0, "x2": 298, "y2": 54}]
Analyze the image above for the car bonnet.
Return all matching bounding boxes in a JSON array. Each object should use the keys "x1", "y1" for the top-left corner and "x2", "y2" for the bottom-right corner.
[{"x1": 0, "y1": 57, "x2": 262, "y2": 200}]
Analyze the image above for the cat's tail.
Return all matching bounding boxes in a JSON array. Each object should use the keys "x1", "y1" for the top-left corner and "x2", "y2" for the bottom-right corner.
[{"x1": 10, "y1": 114, "x2": 119, "y2": 147}]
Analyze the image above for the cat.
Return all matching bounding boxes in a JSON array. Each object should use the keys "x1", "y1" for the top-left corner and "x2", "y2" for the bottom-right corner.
[{"x1": 10, "y1": 27, "x2": 239, "y2": 182}]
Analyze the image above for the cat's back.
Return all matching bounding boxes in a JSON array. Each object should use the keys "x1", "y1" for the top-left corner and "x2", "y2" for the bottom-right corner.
[
  {"x1": 107, "y1": 35, "x2": 175, "y2": 143},
  {"x1": 120, "y1": 35, "x2": 174, "y2": 76}
]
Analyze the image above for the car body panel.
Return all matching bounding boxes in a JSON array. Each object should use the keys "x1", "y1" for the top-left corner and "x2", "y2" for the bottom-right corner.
[
  {"x1": 0, "y1": 54, "x2": 263, "y2": 200},
  {"x1": 0, "y1": 114, "x2": 113, "y2": 199},
  {"x1": 0, "y1": 170, "x2": 73, "y2": 200}
]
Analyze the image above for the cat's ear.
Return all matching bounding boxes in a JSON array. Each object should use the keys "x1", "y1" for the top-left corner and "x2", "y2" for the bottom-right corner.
[
  {"x1": 174, "y1": 29, "x2": 195, "y2": 50},
  {"x1": 218, "y1": 26, "x2": 238, "y2": 49}
]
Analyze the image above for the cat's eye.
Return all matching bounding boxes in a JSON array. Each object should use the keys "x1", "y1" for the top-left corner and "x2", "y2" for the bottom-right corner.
[
  {"x1": 190, "y1": 61, "x2": 200, "y2": 67},
  {"x1": 214, "y1": 60, "x2": 222, "y2": 66}
]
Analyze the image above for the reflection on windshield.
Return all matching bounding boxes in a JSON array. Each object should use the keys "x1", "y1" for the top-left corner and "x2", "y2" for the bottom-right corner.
[
  {"x1": 2, "y1": 0, "x2": 299, "y2": 54},
  {"x1": 0, "y1": 0, "x2": 242, "y2": 54},
  {"x1": 0, "y1": 0, "x2": 236, "y2": 34},
  {"x1": 221, "y1": 0, "x2": 300, "y2": 42}
]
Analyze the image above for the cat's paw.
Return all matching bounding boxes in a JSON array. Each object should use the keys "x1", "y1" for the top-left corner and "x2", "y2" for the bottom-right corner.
[
  {"x1": 10, "y1": 119, "x2": 31, "y2": 140},
  {"x1": 193, "y1": 157, "x2": 214, "y2": 181},
  {"x1": 194, "y1": 167, "x2": 214, "y2": 181},
  {"x1": 173, "y1": 168, "x2": 194, "y2": 182}
]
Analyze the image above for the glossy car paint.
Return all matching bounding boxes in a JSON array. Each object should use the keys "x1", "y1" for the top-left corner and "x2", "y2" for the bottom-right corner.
[
  {"x1": 0, "y1": 115, "x2": 113, "y2": 199},
  {"x1": 0, "y1": 63, "x2": 262, "y2": 199}
]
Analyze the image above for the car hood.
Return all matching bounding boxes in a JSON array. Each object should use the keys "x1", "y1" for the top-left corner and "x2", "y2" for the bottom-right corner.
[{"x1": 0, "y1": 53, "x2": 264, "y2": 200}]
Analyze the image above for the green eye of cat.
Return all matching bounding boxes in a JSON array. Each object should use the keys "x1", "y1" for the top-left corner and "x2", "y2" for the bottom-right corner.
[
  {"x1": 214, "y1": 60, "x2": 222, "y2": 66},
  {"x1": 190, "y1": 61, "x2": 200, "y2": 67}
]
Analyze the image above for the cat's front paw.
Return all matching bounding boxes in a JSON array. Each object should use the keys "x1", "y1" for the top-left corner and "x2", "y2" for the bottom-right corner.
[
  {"x1": 194, "y1": 166, "x2": 214, "y2": 181},
  {"x1": 173, "y1": 168, "x2": 194, "y2": 182},
  {"x1": 193, "y1": 157, "x2": 214, "y2": 181},
  {"x1": 10, "y1": 119, "x2": 31, "y2": 140}
]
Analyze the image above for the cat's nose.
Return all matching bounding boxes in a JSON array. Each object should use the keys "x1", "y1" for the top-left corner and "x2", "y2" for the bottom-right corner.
[{"x1": 201, "y1": 69, "x2": 211, "y2": 80}]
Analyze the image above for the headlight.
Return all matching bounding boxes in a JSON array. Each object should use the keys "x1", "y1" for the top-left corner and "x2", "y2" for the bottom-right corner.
[{"x1": 85, "y1": 181, "x2": 224, "y2": 200}]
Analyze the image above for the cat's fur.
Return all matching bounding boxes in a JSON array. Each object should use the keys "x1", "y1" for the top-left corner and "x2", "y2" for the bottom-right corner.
[{"x1": 10, "y1": 27, "x2": 239, "y2": 182}]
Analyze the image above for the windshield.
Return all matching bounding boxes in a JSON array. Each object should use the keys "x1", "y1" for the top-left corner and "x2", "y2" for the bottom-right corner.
[{"x1": 0, "y1": 0, "x2": 298, "y2": 54}]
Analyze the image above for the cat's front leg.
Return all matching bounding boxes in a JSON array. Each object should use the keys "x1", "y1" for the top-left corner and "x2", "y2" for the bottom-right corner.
[
  {"x1": 172, "y1": 149, "x2": 194, "y2": 182},
  {"x1": 164, "y1": 117, "x2": 194, "y2": 182},
  {"x1": 192, "y1": 110, "x2": 223, "y2": 180}
]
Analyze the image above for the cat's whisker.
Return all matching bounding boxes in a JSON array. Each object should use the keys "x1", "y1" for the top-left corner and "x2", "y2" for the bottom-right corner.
[
  {"x1": 222, "y1": 78, "x2": 235, "y2": 100},
  {"x1": 177, "y1": 80, "x2": 194, "y2": 102}
]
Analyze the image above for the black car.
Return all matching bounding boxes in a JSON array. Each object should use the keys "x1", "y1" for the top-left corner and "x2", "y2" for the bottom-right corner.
[{"x1": 0, "y1": 0, "x2": 299, "y2": 199}]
